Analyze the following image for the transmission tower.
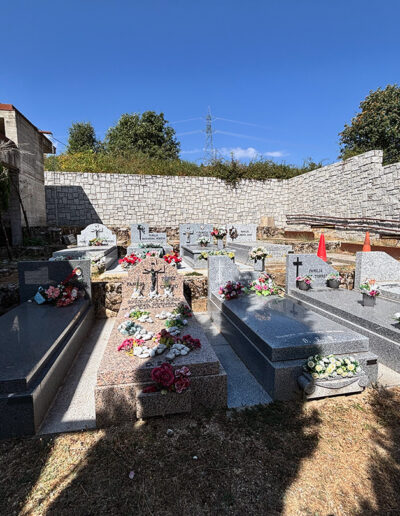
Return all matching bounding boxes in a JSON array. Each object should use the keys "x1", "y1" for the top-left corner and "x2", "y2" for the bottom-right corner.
[{"x1": 204, "y1": 106, "x2": 215, "y2": 162}]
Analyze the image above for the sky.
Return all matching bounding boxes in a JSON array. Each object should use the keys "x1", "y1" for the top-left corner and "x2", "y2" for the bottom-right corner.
[{"x1": 2, "y1": 0, "x2": 400, "y2": 165}]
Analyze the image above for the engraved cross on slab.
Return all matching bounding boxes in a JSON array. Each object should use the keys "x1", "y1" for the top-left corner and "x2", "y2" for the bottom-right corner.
[
  {"x1": 91, "y1": 224, "x2": 102, "y2": 239},
  {"x1": 143, "y1": 262, "x2": 165, "y2": 294},
  {"x1": 184, "y1": 229, "x2": 194, "y2": 244}
]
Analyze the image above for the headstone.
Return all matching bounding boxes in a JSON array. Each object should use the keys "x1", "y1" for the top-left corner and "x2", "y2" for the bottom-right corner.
[
  {"x1": 62, "y1": 234, "x2": 77, "y2": 246},
  {"x1": 355, "y1": 251, "x2": 400, "y2": 290},
  {"x1": 285, "y1": 254, "x2": 337, "y2": 292},
  {"x1": 77, "y1": 223, "x2": 116, "y2": 247},
  {"x1": 179, "y1": 223, "x2": 213, "y2": 252},
  {"x1": 207, "y1": 255, "x2": 241, "y2": 297},
  {"x1": 226, "y1": 224, "x2": 257, "y2": 243},
  {"x1": 18, "y1": 259, "x2": 92, "y2": 302},
  {"x1": 130, "y1": 223, "x2": 167, "y2": 244}
]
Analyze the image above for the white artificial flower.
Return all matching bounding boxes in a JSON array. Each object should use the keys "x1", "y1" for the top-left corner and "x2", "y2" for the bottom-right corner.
[
  {"x1": 348, "y1": 364, "x2": 355, "y2": 371},
  {"x1": 315, "y1": 365, "x2": 323, "y2": 372},
  {"x1": 356, "y1": 367, "x2": 361, "y2": 373},
  {"x1": 335, "y1": 361, "x2": 341, "y2": 367},
  {"x1": 307, "y1": 361, "x2": 315, "y2": 368},
  {"x1": 312, "y1": 372, "x2": 319, "y2": 379},
  {"x1": 337, "y1": 368, "x2": 343, "y2": 375}
]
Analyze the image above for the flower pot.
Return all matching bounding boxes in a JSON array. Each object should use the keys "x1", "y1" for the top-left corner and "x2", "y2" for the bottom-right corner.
[
  {"x1": 362, "y1": 293, "x2": 376, "y2": 307},
  {"x1": 217, "y1": 238, "x2": 224, "y2": 250},
  {"x1": 327, "y1": 279, "x2": 341, "y2": 289},
  {"x1": 200, "y1": 243, "x2": 208, "y2": 248},
  {"x1": 298, "y1": 280, "x2": 310, "y2": 291},
  {"x1": 254, "y1": 258, "x2": 265, "y2": 272}
]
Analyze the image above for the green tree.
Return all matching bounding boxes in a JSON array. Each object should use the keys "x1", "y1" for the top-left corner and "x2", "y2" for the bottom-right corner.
[
  {"x1": 339, "y1": 84, "x2": 400, "y2": 164},
  {"x1": 104, "y1": 111, "x2": 180, "y2": 160},
  {"x1": 67, "y1": 122, "x2": 98, "y2": 153}
]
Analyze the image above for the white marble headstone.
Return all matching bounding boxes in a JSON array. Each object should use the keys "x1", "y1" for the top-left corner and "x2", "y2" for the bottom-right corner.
[{"x1": 77, "y1": 223, "x2": 116, "y2": 246}]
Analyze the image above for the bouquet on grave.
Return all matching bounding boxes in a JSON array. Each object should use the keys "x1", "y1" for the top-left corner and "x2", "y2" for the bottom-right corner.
[
  {"x1": 246, "y1": 274, "x2": 284, "y2": 297},
  {"x1": 326, "y1": 272, "x2": 343, "y2": 281},
  {"x1": 219, "y1": 280, "x2": 244, "y2": 300},
  {"x1": 173, "y1": 302, "x2": 193, "y2": 318},
  {"x1": 197, "y1": 236, "x2": 210, "y2": 246},
  {"x1": 248, "y1": 246, "x2": 271, "y2": 261},
  {"x1": 359, "y1": 279, "x2": 380, "y2": 297},
  {"x1": 163, "y1": 252, "x2": 182, "y2": 265},
  {"x1": 198, "y1": 250, "x2": 235, "y2": 261},
  {"x1": 89, "y1": 237, "x2": 106, "y2": 246},
  {"x1": 143, "y1": 363, "x2": 191, "y2": 394},
  {"x1": 296, "y1": 275, "x2": 313, "y2": 285},
  {"x1": 119, "y1": 253, "x2": 142, "y2": 269},
  {"x1": 34, "y1": 267, "x2": 85, "y2": 307},
  {"x1": 211, "y1": 226, "x2": 227, "y2": 239},
  {"x1": 304, "y1": 354, "x2": 362, "y2": 380}
]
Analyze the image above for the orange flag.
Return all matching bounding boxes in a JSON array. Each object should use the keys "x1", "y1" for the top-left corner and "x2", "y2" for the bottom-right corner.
[{"x1": 317, "y1": 233, "x2": 327, "y2": 261}]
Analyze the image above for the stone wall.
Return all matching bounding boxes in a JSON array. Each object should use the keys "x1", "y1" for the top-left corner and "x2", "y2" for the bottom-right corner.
[{"x1": 44, "y1": 150, "x2": 400, "y2": 230}]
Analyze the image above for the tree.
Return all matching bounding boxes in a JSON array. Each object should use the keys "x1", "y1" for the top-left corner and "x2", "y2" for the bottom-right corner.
[
  {"x1": 67, "y1": 122, "x2": 98, "y2": 153},
  {"x1": 339, "y1": 84, "x2": 400, "y2": 164},
  {"x1": 104, "y1": 111, "x2": 180, "y2": 160}
]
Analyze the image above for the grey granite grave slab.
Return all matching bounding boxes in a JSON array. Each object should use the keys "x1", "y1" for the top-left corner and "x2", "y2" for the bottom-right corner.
[
  {"x1": 286, "y1": 254, "x2": 337, "y2": 292},
  {"x1": 77, "y1": 223, "x2": 116, "y2": 246},
  {"x1": 130, "y1": 223, "x2": 167, "y2": 244},
  {"x1": 52, "y1": 245, "x2": 118, "y2": 270},
  {"x1": 208, "y1": 292, "x2": 376, "y2": 401},
  {"x1": 207, "y1": 255, "x2": 258, "y2": 298},
  {"x1": 18, "y1": 259, "x2": 92, "y2": 302},
  {"x1": 378, "y1": 282, "x2": 400, "y2": 301},
  {"x1": 355, "y1": 251, "x2": 400, "y2": 289},
  {"x1": 298, "y1": 372, "x2": 369, "y2": 400},
  {"x1": 289, "y1": 287, "x2": 400, "y2": 373},
  {"x1": 126, "y1": 243, "x2": 173, "y2": 256},
  {"x1": 226, "y1": 224, "x2": 257, "y2": 243},
  {"x1": 179, "y1": 223, "x2": 213, "y2": 253},
  {"x1": 231, "y1": 242, "x2": 292, "y2": 266},
  {"x1": 182, "y1": 245, "x2": 235, "y2": 269}
]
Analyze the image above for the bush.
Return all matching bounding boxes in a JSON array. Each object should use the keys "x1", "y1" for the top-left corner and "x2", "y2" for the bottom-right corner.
[{"x1": 45, "y1": 151, "x2": 323, "y2": 183}]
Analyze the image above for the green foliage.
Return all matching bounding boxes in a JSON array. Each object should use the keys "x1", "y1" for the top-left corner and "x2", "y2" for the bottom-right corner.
[
  {"x1": 45, "y1": 151, "x2": 322, "y2": 183},
  {"x1": 104, "y1": 111, "x2": 180, "y2": 160},
  {"x1": 339, "y1": 84, "x2": 400, "y2": 165},
  {"x1": 67, "y1": 122, "x2": 98, "y2": 154}
]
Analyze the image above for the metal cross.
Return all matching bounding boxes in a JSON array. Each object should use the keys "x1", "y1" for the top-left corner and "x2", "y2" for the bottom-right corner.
[
  {"x1": 184, "y1": 229, "x2": 194, "y2": 244},
  {"x1": 90, "y1": 224, "x2": 102, "y2": 239},
  {"x1": 143, "y1": 262, "x2": 165, "y2": 294},
  {"x1": 137, "y1": 224, "x2": 146, "y2": 241},
  {"x1": 293, "y1": 257, "x2": 303, "y2": 278}
]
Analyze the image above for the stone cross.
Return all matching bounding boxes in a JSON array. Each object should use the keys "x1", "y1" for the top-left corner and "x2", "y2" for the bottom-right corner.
[
  {"x1": 143, "y1": 263, "x2": 165, "y2": 294},
  {"x1": 184, "y1": 229, "x2": 194, "y2": 244}
]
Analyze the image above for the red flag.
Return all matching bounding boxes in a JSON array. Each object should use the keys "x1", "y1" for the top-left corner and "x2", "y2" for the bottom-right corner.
[{"x1": 317, "y1": 233, "x2": 327, "y2": 262}]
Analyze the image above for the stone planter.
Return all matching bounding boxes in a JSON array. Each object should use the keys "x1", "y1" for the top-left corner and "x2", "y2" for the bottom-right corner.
[
  {"x1": 216, "y1": 238, "x2": 224, "y2": 250},
  {"x1": 297, "y1": 280, "x2": 311, "y2": 291},
  {"x1": 298, "y1": 372, "x2": 368, "y2": 400},
  {"x1": 136, "y1": 389, "x2": 191, "y2": 418},
  {"x1": 327, "y1": 279, "x2": 341, "y2": 289},
  {"x1": 362, "y1": 293, "x2": 376, "y2": 307},
  {"x1": 254, "y1": 258, "x2": 265, "y2": 272}
]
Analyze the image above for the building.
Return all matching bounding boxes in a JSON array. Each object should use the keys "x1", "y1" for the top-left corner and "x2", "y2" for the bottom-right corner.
[{"x1": 0, "y1": 104, "x2": 55, "y2": 244}]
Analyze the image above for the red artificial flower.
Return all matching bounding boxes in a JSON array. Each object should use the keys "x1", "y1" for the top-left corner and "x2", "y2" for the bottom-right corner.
[
  {"x1": 151, "y1": 363, "x2": 175, "y2": 388},
  {"x1": 143, "y1": 385, "x2": 158, "y2": 393},
  {"x1": 174, "y1": 376, "x2": 190, "y2": 393}
]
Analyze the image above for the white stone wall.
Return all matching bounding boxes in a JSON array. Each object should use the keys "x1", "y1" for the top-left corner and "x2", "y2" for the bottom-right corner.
[{"x1": 44, "y1": 150, "x2": 400, "y2": 228}]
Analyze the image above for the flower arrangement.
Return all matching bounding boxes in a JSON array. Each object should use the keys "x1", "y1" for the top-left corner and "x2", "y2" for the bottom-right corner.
[
  {"x1": 153, "y1": 329, "x2": 176, "y2": 348},
  {"x1": 117, "y1": 337, "x2": 146, "y2": 353},
  {"x1": 197, "y1": 236, "x2": 210, "y2": 246},
  {"x1": 219, "y1": 280, "x2": 244, "y2": 300},
  {"x1": 163, "y1": 252, "x2": 182, "y2": 265},
  {"x1": 173, "y1": 302, "x2": 193, "y2": 318},
  {"x1": 246, "y1": 274, "x2": 284, "y2": 297},
  {"x1": 127, "y1": 309, "x2": 150, "y2": 320},
  {"x1": 304, "y1": 354, "x2": 362, "y2": 380},
  {"x1": 177, "y1": 334, "x2": 201, "y2": 350},
  {"x1": 198, "y1": 250, "x2": 235, "y2": 260},
  {"x1": 296, "y1": 275, "x2": 312, "y2": 285},
  {"x1": 119, "y1": 254, "x2": 141, "y2": 269},
  {"x1": 211, "y1": 226, "x2": 227, "y2": 239},
  {"x1": 143, "y1": 363, "x2": 191, "y2": 394},
  {"x1": 138, "y1": 243, "x2": 163, "y2": 249},
  {"x1": 89, "y1": 237, "x2": 106, "y2": 246},
  {"x1": 143, "y1": 250, "x2": 163, "y2": 258},
  {"x1": 326, "y1": 272, "x2": 342, "y2": 281},
  {"x1": 360, "y1": 279, "x2": 380, "y2": 297},
  {"x1": 394, "y1": 312, "x2": 400, "y2": 324},
  {"x1": 34, "y1": 267, "x2": 84, "y2": 307},
  {"x1": 165, "y1": 314, "x2": 188, "y2": 329},
  {"x1": 249, "y1": 247, "x2": 271, "y2": 261}
]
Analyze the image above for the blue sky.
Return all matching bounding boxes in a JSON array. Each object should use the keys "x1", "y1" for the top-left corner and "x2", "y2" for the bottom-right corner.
[{"x1": 2, "y1": 1, "x2": 399, "y2": 165}]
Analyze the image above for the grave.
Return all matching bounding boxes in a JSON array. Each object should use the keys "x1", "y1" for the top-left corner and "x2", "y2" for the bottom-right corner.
[
  {"x1": 95, "y1": 256, "x2": 227, "y2": 425},
  {"x1": 285, "y1": 253, "x2": 338, "y2": 292},
  {"x1": 0, "y1": 259, "x2": 94, "y2": 438},
  {"x1": 181, "y1": 244, "x2": 236, "y2": 269},
  {"x1": 231, "y1": 242, "x2": 293, "y2": 266},
  {"x1": 289, "y1": 287, "x2": 400, "y2": 374},
  {"x1": 127, "y1": 223, "x2": 173, "y2": 256},
  {"x1": 179, "y1": 223, "x2": 214, "y2": 254},
  {"x1": 52, "y1": 223, "x2": 118, "y2": 271},
  {"x1": 207, "y1": 256, "x2": 377, "y2": 401},
  {"x1": 355, "y1": 251, "x2": 400, "y2": 300},
  {"x1": 226, "y1": 224, "x2": 257, "y2": 243}
]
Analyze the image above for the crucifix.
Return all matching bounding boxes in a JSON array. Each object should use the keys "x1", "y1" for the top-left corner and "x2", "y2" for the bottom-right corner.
[
  {"x1": 183, "y1": 228, "x2": 194, "y2": 244},
  {"x1": 90, "y1": 225, "x2": 102, "y2": 239},
  {"x1": 143, "y1": 262, "x2": 165, "y2": 294},
  {"x1": 137, "y1": 224, "x2": 146, "y2": 241}
]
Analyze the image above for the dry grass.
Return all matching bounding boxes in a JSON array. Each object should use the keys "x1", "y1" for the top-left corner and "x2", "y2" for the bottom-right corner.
[{"x1": 1, "y1": 386, "x2": 400, "y2": 516}]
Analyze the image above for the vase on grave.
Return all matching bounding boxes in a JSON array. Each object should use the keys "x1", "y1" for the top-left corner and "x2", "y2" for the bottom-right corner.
[
  {"x1": 254, "y1": 258, "x2": 265, "y2": 272},
  {"x1": 216, "y1": 237, "x2": 224, "y2": 250},
  {"x1": 362, "y1": 293, "x2": 376, "y2": 307},
  {"x1": 297, "y1": 280, "x2": 311, "y2": 291},
  {"x1": 327, "y1": 279, "x2": 341, "y2": 289},
  {"x1": 200, "y1": 242, "x2": 208, "y2": 248}
]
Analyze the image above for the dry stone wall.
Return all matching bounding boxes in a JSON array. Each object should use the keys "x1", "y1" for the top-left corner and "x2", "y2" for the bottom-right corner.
[{"x1": 44, "y1": 150, "x2": 400, "y2": 229}]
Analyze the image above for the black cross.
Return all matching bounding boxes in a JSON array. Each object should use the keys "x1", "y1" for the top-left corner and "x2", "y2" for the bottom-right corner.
[
  {"x1": 143, "y1": 262, "x2": 165, "y2": 294},
  {"x1": 90, "y1": 225, "x2": 102, "y2": 239},
  {"x1": 137, "y1": 224, "x2": 146, "y2": 241},
  {"x1": 293, "y1": 257, "x2": 303, "y2": 278}
]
